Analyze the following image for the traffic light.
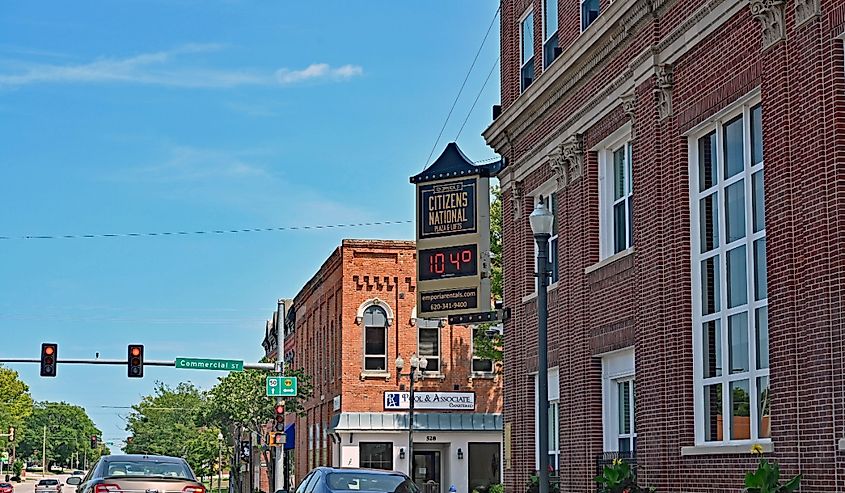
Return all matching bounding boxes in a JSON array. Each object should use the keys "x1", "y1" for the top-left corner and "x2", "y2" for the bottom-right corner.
[
  {"x1": 90, "y1": 435, "x2": 98, "y2": 449},
  {"x1": 268, "y1": 432, "x2": 285, "y2": 447},
  {"x1": 40, "y1": 343, "x2": 58, "y2": 377},
  {"x1": 273, "y1": 403, "x2": 285, "y2": 432},
  {"x1": 7, "y1": 426, "x2": 14, "y2": 442},
  {"x1": 128, "y1": 344, "x2": 144, "y2": 378}
]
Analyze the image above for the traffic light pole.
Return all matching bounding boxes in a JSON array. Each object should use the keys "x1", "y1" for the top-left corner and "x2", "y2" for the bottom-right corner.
[{"x1": 274, "y1": 299, "x2": 285, "y2": 493}]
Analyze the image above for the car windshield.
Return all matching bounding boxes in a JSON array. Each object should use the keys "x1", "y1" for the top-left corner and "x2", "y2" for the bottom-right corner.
[
  {"x1": 325, "y1": 473, "x2": 418, "y2": 493},
  {"x1": 38, "y1": 480, "x2": 58, "y2": 485},
  {"x1": 104, "y1": 460, "x2": 193, "y2": 479}
]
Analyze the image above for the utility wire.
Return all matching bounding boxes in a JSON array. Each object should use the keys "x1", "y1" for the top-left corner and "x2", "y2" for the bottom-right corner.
[
  {"x1": 422, "y1": 4, "x2": 501, "y2": 169},
  {"x1": 455, "y1": 56, "x2": 500, "y2": 141},
  {"x1": 0, "y1": 219, "x2": 412, "y2": 242}
]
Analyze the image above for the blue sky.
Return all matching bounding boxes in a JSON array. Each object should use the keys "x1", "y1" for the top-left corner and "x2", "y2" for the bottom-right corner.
[{"x1": 0, "y1": 1, "x2": 500, "y2": 450}]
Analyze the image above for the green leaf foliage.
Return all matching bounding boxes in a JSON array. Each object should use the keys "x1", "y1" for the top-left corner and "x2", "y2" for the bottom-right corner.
[
  {"x1": 744, "y1": 457, "x2": 802, "y2": 493},
  {"x1": 0, "y1": 366, "x2": 34, "y2": 452},
  {"x1": 17, "y1": 401, "x2": 103, "y2": 469}
]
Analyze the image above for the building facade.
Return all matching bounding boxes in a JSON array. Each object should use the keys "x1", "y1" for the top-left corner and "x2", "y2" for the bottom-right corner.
[
  {"x1": 484, "y1": 0, "x2": 845, "y2": 491},
  {"x1": 275, "y1": 239, "x2": 504, "y2": 493}
]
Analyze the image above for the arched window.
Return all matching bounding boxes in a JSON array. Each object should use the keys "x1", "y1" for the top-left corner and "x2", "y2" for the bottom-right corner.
[{"x1": 363, "y1": 306, "x2": 388, "y2": 371}]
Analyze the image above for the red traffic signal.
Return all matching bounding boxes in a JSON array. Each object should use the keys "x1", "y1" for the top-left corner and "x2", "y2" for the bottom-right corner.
[
  {"x1": 273, "y1": 404, "x2": 285, "y2": 432},
  {"x1": 40, "y1": 343, "x2": 58, "y2": 377},
  {"x1": 128, "y1": 344, "x2": 144, "y2": 378},
  {"x1": 90, "y1": 435, "x2": 98, "y2": 449}
]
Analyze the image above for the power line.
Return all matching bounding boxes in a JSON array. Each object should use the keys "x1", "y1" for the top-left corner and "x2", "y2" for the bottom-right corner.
[
  {"x1": 422, "y1": 4, "x2": 501, "y2": 169},
  {"x1": 0, "y1": 219, "x2": 412, "y2": 241},
  {"x1": 455, "y1": 56, "x2": 500, "y2": 141}
]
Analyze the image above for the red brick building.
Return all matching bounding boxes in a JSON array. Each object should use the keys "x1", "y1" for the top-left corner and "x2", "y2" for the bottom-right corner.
[
  {"x1": 484, "y1": 0, "x2": 844, "y2": 491},
  {"x1": 268, "y1": 239, "x2": 504, "y2": 493}
]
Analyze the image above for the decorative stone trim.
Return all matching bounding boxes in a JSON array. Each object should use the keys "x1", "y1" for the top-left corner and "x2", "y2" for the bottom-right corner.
[
  {"x1": 681, "y1": 442, "x2": 774, "y2": 456},
  {"x1": 355, "y1": 297, "x2": 394, "y2": 326},
  {"x1": 547, "y1": 147, "x2": 570, "y2": 189},
  {"x1": 511, "y1": 180, "x2": 524, "y2": 221},
  {"x1": 654, "y1": 64, "x2": 674, "y2": 120},
  {"x1": 560, "y1": 134, "x2": 585, "y2": 183},
  {"x1": 794, "y1": 0, "x2": 820, "y2": 28},
  {"x1": 750, "y1": 0, "x2": 786, "y2": 50},
  {"x1": 621, "y1": 92, "x2": 637, "y2": 140}
]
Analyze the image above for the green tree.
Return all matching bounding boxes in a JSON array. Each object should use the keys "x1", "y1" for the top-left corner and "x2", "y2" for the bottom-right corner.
[
  {"x1": 0, "y1": 366, "x2": 34, "y2": 454},
  {"x1": 124, "y1": 382, "x2": 221, "y2": 478},
  {"x1": 17, "y1": 402, "x2": 101, "y2": 470},
  {"x1": 206, "y1": 366, "x2": 312, "y2": 491},
  {"x1": 473, "y1": 185, "x2": 504, "y2": 363}
]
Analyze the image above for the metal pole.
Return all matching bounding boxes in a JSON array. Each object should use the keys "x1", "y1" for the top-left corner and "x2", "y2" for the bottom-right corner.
[
  {"x1": 535, "y1": 232, "x2": 551, "y2": 493},
  {"x1": 408, "y1": 367, "x2": 415, "y2": 480},
  {"x1": 274, "y1": 299, "x2": 285, "y2": 493},
  {"x1": 42, "y1": 425, "x2": 46, "y2": 475},
  {"x1": 218, "y1": 439, "x2": 223, "y2": 493}
]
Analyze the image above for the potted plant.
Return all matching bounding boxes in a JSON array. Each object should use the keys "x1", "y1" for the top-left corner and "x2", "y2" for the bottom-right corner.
[
  {"x1": 743, "y1": 444, "x2": 801, "y2": 493},
  {"x1": 595, "y1": 458, "x2": 655, "y2": 493}
]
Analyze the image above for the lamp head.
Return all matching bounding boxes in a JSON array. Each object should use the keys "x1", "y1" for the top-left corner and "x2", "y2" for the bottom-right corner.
[{"x1": 529, "y1": 196, "x2": 554, "y2": 236}]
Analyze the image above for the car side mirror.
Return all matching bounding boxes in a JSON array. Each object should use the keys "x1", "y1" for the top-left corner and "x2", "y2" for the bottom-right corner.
[{"x1": 66, "y1": 477, "x2": 82, "y2": 486}]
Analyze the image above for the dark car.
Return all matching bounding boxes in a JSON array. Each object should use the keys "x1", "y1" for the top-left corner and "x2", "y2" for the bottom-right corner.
[
  {"x1": 0, "y1": 482, "x2": 14, "y2": 493},
  {"x1": 292, "y1": 467, "x2": 418, "y2": 493},
  {"x1": 66, "y1": 455, "x2": 205, "y2": 493}
]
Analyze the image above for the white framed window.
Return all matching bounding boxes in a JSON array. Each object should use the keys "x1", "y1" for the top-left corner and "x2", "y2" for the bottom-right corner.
[
  {"x1": 599, "y1": 134, "x2": 634, "y2": 259},
  {"x1": 601, "y1": 348, "x2": 636, "y2": 452},
  {"x1": 471, "y1": 325, "x2": 500, "y2": 373},
  {"x1": 690, "y1": 97, "x2": 768, "y2": 445},
  {"x1": 520, "y1": 8, "x2": 535, "y2": 92},
  {"x1": 363, "y1": 306, "x2": 388, "y2": 371},
  {"x1": 534, "y1": 367, "x2": 560, "y2": 471},
  {"x1": 417, "y1": 318, "x2": 441, "y2": 373},
  {"x1": 532, "y1": 189, "x2": 559, "y2": 289},
  {"x1": 542, "y1": 0, "x2": 559, "y2": 68},
  {"x1": 580, "y1": 0, "x2": 600, "y2": 31}
]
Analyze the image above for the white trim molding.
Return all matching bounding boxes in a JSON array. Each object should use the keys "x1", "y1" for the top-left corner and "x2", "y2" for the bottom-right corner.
[
  {"x1": 839, "y1": 438, "x2": 845, "y2": 451},
  {"x1": 355, "y1": 298, "x2": 394, "y2": 326},
  {"x1": 681, "y1": 442, "x2": 773, "y2": 456}
]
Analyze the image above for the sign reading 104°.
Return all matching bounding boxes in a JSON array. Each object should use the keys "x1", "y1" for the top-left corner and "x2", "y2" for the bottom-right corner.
[
  {"x1": 410, "y1": 143, "x2": 501, "y2": 319},
  {"x1": 418, "y1": 178, "x2": 477, "y2": 238}
]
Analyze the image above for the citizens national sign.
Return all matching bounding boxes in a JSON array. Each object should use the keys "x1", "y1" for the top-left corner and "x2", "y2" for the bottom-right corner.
[{"x1": 410, "y1": 143, "x2": 501, "y2": 318}]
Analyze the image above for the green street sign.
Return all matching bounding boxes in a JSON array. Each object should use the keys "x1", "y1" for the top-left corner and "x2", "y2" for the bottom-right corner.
[
  {"x1": 175, "y1": 357, "x2": 244, "y2": 372},
  {"x1": 267, "y1": 376, "x2": 298, "y2": 397}
]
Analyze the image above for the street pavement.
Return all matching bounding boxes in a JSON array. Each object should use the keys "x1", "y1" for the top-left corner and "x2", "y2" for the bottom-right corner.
[{"x1": 8, "y1": 474, "x2": 72, "y2": 493}]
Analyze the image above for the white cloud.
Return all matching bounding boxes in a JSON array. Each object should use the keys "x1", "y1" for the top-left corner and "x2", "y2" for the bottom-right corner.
[
  {"x1": 0, "y1": 45, "x2": 363, "y2": 88},
  {"x1": 274, "y1": 63, "x2": 364, "y2": 84}
]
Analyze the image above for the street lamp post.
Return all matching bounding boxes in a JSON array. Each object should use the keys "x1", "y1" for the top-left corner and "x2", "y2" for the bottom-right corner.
[
  {"x1": 395, "y1": 353, "x2": 427, "y2": 480},
  {"x1": 217, "y1": 431, "x2": 224, "y2": 493},
  {"x1": 530, "y1": 197, "x2": 554, "y2": 493}
]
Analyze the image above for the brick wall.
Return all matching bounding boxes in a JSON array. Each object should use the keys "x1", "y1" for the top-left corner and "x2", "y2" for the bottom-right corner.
[
  {"x1": 491, "y1": 0, "x2": 845, "y2": 491},
  {"x1": 288, "y1": 239, "x2": 503, "y2": 482}
]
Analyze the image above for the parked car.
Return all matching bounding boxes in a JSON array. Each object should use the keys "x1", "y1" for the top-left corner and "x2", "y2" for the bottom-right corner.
[
  {"x1": 35, "y1": 479, "x2": 62, "y2": 493},
  {"x1": 0, "y1": 482, "x2": 14, "y2": 493},
  {"x1": 66, "y1": 455, "x2": 205, "y2": 493},
  {"x1": 293, "y1": 467, "x2": 418, "y2": 493}
]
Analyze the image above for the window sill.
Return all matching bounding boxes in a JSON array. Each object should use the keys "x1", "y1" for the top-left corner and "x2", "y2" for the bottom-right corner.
[
  {"x1": 359, "y1": 371, "x2": 391, "y2": 381},
  {"x1": 521, "y1": 282, "x2": 559, "y2": 304},
  {"x1": 585, "y1": 247, "x2": 634, "y2": 274},
  {"x1": 839, "y1": 438, "x2": 845, "y2": 451},
  {"x1": 680, "y1": 442, "x2": 773, "y2": 456},
  {"x1": 420, "y1": 372, "x2": 445, "y2": 380},
  {"x1": 470, "y1": 372, "x2": 497, "y2": 380}
]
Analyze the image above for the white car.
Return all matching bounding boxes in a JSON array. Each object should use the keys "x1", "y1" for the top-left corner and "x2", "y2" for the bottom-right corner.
[{"x1": 35, "y1": 479, "x2": 62, "y2": 493}]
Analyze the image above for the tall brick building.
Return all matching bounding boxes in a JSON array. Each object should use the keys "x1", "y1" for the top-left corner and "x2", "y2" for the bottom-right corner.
[
  {"x1": 267, "y1": 240, "x2": 504, "y2": 493},
  {"x1": 483, "y1": 0, "x2": 844, "y2": 491}
]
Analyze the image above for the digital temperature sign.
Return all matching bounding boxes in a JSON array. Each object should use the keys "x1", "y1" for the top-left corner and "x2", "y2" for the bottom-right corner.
[{"x1": 418, "y1": 244, "x2": 478, "y2": 281}]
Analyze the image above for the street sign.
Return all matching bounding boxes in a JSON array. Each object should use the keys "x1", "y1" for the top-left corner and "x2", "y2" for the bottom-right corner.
[
  {"x1": 266, "y1": 376, "x2": 298, "y2": 397},
  {"x1": 0, "y1": 452, "x2": 8, "y2": 464},
  {"x1": 175, "y1": 357, "x2": 244, "y2": 372},
  {"x1": 410, "y1": 143, "x2": 501, "y2": 319}
]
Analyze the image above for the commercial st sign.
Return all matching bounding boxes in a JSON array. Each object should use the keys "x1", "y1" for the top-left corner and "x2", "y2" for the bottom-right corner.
[
  {"x1": 175, "y1": 357, "x2": 243, "y2": 372},
  {"x1": 384, "y1": 391, "x2": 475, "y2": 410},
  {"x1": 410, "y1": 143, "x2": 501, "y2": 319}
]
